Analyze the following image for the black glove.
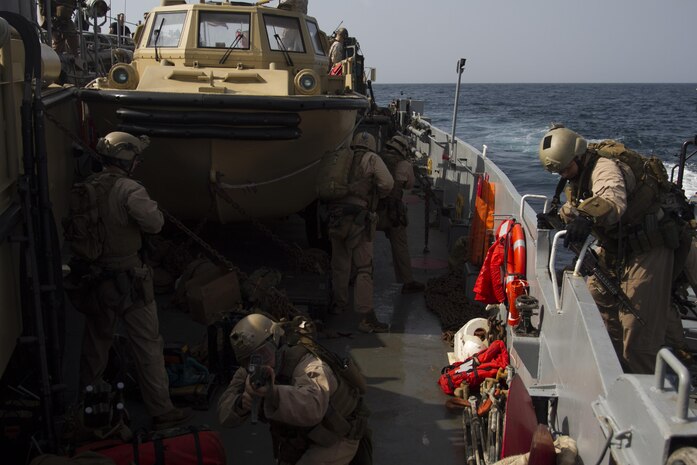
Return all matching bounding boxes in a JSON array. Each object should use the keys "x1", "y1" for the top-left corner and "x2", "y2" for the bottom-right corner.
[
  {"x1": 563, "y1": 215, "x2": 593, "y2": 248},
  {"x1": 537, "y1": 212, "x2": 553, "y2": 230}
]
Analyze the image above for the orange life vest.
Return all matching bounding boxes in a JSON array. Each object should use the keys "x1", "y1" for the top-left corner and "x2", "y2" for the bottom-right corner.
[{"x1": 473, "y1": 220, "x2": 527, "y2": 326}]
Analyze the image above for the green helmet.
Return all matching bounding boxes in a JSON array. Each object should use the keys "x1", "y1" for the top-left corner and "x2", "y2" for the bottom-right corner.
[
  {"x1": 538, "y1": 126, "x2": 587, "y2": 173},
  {"x1": 351, "y1": 131, "x2": 377, "y2": 152},
  {"x1": 96, "y1": 131, "x2": 150, "y2": 162},
  {"x1": 229, "y1": 313, "x2": 284, "y2": 363},
  {"x1": 385, "y1": 134, "x2": 409, "y2": 157}
]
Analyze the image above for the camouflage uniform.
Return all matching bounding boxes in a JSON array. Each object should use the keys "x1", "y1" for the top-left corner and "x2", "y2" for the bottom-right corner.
[
  {"x1": 664, "y1": 237, "x2": 697, "y2": 357},
  {"x1": 218, "y1": 353, "x2": 360, "y2": 465},
  {"x1": 328, "y1": 150, "x2": 393, "y2": 318},
  {"x1": 78, "y1": 166, "x2": 174, "y2": 417},
  {"x1": 377, "y1": 154, "x2": 417, "y2": 284},
  {"x1": 565, "y1": 155, "x2": 675, "y2": 374},
  {"x1": 329, "y1": 40, "x2": 344, "y2": 66}
]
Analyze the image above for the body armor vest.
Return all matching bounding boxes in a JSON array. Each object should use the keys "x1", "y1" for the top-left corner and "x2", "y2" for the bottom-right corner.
[
  {"x1": 378, "y1": 148, "x2": 406, "y2": 200},
  {"x1": 344, "y1": 150, "x2": 375, "y2": 208},
  {"x1": 91, "y1": 172, "x2": 143, "y2": 265},
  {"x1": 569, "y1": 143, "x2": 678, "y2": 254},
  {"x1": 269, "y1": 343, "x2": 366, "y2": 464}
]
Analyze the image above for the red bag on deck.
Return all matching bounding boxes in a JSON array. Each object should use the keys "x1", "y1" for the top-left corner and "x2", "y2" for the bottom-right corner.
[
  {"x1": 438, "y1": 340, "x2": 509, "y2": 395},
  {"x1": 77, "y1": 426, "x2": 226, "y2": 465}
]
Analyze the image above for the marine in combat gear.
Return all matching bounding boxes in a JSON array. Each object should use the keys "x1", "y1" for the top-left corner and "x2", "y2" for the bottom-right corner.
[
  {"x1": 539, "y1": 125, "x2": 695, "y2": 374},
  {"x1": 376, "y1": 134, "x2": 425, "y2": 294},
  {"x1": 68, "y1": 131, "x2": 190, "y2": 429},
  {"x1": 218, "y1": 314, "x2": 369, "y2": 465},
  {"x1": 328, "y1": 131, "x2": 394, "y2": 333},
  {"x1": 328, "y1": 27, "x2": 348, "y2": 71},
  {"x1": 39, "y1": 0, "x2": 81, "y2": 56}
]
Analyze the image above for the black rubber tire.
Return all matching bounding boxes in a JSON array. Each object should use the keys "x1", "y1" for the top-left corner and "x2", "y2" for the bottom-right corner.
[{"x1": 667, "y1": 447, "x2": 697, "y2": 465}]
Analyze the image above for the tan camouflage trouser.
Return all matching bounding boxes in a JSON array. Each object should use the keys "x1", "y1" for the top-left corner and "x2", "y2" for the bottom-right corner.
[
  {"x1": 330, "y1": 217, "x2": 374, "y2": 315},
  {"x1": 589, "y1": 245, "x2": 674, "y2": 374},
  {"x1": 383, "y1": 225, "x2": 414, "y2": 284},
  {"x1": 79, "y1": 270, "x2": 173, "y2": 417}
]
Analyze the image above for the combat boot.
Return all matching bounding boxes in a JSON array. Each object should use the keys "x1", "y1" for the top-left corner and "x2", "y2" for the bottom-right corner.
[
  {"x1": 152, "y1": 407, "x2": 192, "y2": 430},
  {"x1": 358, "y1": 310, "x2": 389, "y2": 333}
]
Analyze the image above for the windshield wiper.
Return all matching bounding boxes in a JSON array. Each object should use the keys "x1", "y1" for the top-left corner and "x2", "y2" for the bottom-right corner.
[
  {"x1": 219, "y1": 31, "x2": 244, "y2": 65},
  {"x1": 273, "y1": 33, "x2": 293, "y2": 67},
  {"x1": 154, "y1": 17, "x2": 165, "y2": 62}
]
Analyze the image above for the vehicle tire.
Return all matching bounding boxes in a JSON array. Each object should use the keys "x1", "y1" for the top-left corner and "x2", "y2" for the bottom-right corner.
[{"x1": 667, "y1": 447, "x2": 697, "y2": 465}]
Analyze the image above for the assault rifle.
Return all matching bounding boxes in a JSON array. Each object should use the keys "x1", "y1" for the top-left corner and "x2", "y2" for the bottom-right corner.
[
  {"x1": 248, "y1": 354, "x2": 269, "y2": 424},
  {"x1": 538, "y1": 210, "x2": 645, "y2": 325}
]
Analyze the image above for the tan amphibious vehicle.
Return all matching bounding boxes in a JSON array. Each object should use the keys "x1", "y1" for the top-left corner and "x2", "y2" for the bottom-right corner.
[{"x1": 77, "y1": 0, "x2": 370, "y2": 222}]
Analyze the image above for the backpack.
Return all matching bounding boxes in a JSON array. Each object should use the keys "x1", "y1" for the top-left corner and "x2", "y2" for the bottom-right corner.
[
  {"x1": 63, "y1": 174, "x2": 120, "y2": 262},
  {"x1": 316, "y1": 147, "x2": 355, "y2": 201},
  {"x1": 438, "y1": 340, "x2": 509, "y2": 395},
  {"x1": 591, "y1": 140, "x2": 672, "y2": 193}
]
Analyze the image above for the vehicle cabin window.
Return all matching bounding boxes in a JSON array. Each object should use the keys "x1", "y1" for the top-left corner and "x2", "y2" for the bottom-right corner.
[
  {"x1": 306, "y1": 20, "x2": 324, "y2": 56},
  {"x1": 263, "y1": 15, "x2": 305, "y2": 53},
  {"x1": 147, "y1": 11, "x2": 187, "y2": 48},
  {"x1": 198, "y1": 11, "x2": 250, "y2": 49}
]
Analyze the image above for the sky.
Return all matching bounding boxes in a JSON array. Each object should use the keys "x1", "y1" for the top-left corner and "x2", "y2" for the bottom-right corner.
[{"x1": 106, "y1": 0, "x2": 697, "y2": 84}]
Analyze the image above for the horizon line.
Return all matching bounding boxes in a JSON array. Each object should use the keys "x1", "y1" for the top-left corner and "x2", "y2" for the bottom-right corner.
[{"x1": 373, "y1": 82, "x2": 697, "y2": 86}]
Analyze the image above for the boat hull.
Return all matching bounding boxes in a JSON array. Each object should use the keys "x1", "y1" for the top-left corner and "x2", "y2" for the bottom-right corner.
[{"x1": 78, "y1": 90, "x2": 368, "y2": 222}]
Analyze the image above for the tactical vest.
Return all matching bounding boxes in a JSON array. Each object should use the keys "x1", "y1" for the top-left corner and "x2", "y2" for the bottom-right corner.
[
  {"x1": 570, "y1": 141, "x2": 680, "y2": 254},
  {"x1": 269, "y1": 342, "x2": 367, "y2": 464},
  {"x1": 378, "y1": 148, "x2": 406, "y2": 200},
  {"x1": 345, "y1": 149, "x2": 374, "y2": 207},
  {"x1": 91, "y1": 172, "x2": 143, "y2": 265}
]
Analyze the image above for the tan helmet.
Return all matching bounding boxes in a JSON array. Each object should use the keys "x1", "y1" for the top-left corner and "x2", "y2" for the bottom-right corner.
[
  {"x1": 538, "y1": 126, "x2": 587, "y2": 173},
  {"x1": 336, "y1": 27, "x2": 348, "y2": 39},
  {"x1": 229, "y1": 313, "x2": 284, "y2": 363},
  {"x1": 96, "y1": 131, "x2": 150, "y2": 162},
  {"x1": 351, "y1": 131, "x2": 377, "y2": 152},
  {"x1": 385, "y1": 134, "x2": 410, "y2": 157}
]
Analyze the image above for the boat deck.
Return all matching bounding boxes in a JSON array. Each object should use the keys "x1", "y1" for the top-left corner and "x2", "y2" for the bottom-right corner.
[{"x1": 60, "y1": 193, "x2": 466, "y2": 464}]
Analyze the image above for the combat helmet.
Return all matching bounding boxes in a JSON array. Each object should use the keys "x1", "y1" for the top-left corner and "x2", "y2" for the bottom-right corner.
[
  {"x1": 385, "y1": 134, "x2": 410, "y2": 157},
  {"x1": 538, "y1": 125, "x2": 587, "y2": 173},
  {"x1": 351, "y1": 131, "x2": 377, "y2": 152},
  {"x1": 335, "y1": 27, "x2": 348, "y2": 39},
  {"x1": 97, "y1": 131, "x2": 150, "y2": 163},
  {"x1": 229, "y1": 313, "x2": 285, "y2": 364}
]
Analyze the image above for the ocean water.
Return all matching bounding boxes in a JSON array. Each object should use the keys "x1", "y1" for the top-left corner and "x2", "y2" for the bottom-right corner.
[{"x1": 373, "y1": 83, "x2": 697, "y2": 200}]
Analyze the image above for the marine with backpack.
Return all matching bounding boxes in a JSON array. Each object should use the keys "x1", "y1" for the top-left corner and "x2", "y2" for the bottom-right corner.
[
  {"x1": 322, "y1": 131, "x2": 394, "y2": 333},
  {"x1": 64, "y1": 131, "x2": 190, "y2": 430},
  {"x1": 538, "y1": 125, "x2": 696, "y2": 374}
]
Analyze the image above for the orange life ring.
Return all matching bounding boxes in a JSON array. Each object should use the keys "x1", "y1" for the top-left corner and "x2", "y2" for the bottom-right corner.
[
  {"x1": 504, "y1": 222, "x2": 527, "y2": 326},
  {"x1": 507, "y1": 222, "x2": 526, "y2": 279}
]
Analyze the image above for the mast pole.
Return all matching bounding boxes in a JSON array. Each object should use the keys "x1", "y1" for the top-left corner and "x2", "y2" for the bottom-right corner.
[{"x1": 445, "y1": 58, "x2": 466, "y2": 180}]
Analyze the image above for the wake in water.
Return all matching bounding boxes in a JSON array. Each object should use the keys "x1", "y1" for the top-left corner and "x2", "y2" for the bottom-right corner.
[{"x1": 375, "y1": 82, "x2": 697, "y2": 196}]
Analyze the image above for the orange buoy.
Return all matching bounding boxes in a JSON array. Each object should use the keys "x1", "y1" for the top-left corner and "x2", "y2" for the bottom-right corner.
[
  {"x1": 510, "y1": 222, "x2": 526, "y2": 277},
  {"x1": 504, "y1": 222, "x2": 527, "y2": 327}
]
